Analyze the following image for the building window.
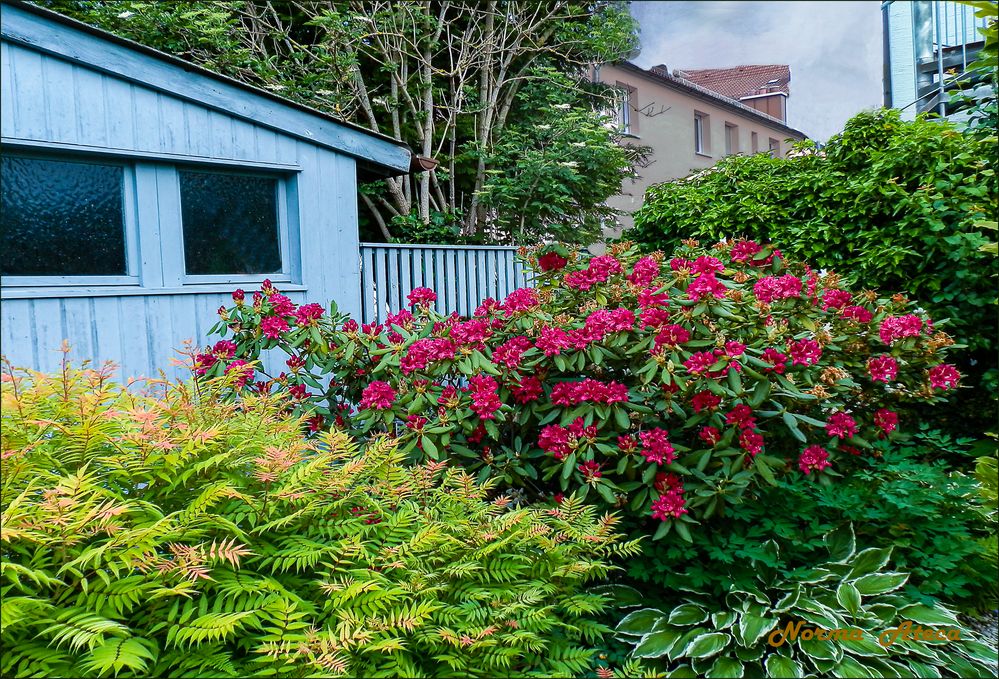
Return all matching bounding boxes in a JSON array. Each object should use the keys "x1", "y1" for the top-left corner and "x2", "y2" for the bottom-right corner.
[
  {"x1": 1, "y1": 154, "x2": 132, "y2": 278},
  {"x1": 694, "y1": 112, "x2": 709, "y2": 154},
  {"x1": 751, "y1": 131, "x2": 759, "y2": 154},
  {"x1": 724, "y1": 123, "x2": 738, "y2": 156},
  {"x1": 179, "y1": 170, "x2": 282, "y2": 276},
  {"x1": 769, "y1": 138, "x2": 780, "y2": 157},
  {"x1": 612, "y1": 83, "x2": 637, "y2": 135}
]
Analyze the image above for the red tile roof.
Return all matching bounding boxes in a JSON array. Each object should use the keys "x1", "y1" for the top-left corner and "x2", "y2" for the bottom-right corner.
[{"x1": 668, "y1": 65, "x2": 791, "y2": 100}]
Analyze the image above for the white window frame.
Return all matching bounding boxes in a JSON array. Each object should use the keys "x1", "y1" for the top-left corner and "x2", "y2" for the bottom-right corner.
[
  {"x1": 0, "y1": 141, "x2": 302, "y2": 295},
  {"x1": 0, "y1": 150, "x2": 141, "y2": 288},
  {"x1": 618, "y1": 87, "x2": 632, "y2": 135},
  {"x1": 175, "y1": 167, "x2": 293, "y2": 286},
  {"x1": 724, "y1": 123, "x2": 738, "y2": 156},
  {"x1": 768, "y1": 137, "x2": 780, "y2": 158}
]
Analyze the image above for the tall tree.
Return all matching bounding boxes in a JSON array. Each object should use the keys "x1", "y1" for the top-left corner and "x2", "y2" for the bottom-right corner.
[{"x1": 40, "y1": 0, "x2": 642, "y2": 244}]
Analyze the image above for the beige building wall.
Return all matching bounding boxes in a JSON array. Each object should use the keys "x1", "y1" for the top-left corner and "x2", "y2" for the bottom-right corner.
[{"x1": 598, "y1": 63, "x2": 807, "y2": 240}]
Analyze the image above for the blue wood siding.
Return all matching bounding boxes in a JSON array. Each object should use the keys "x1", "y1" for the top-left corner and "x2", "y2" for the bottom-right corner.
[{"x1": 0, "y1": 17, "x2": 366, "y2": 381}]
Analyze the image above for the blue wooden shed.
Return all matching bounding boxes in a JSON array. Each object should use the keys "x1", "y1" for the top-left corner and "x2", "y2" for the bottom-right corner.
[{"x1": 0, "y1": 0, "x2": 413, "y2": 378}]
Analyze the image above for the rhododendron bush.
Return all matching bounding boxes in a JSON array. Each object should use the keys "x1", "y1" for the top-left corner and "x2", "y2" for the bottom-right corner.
[{"x1": 206, "y1": 240, "x2": 960, "y2": 540}]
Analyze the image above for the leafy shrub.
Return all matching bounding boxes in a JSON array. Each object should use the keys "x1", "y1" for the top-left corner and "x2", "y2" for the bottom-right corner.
[
  {"x1": 629, "y1": 109, "x2": 998, "y2": 436},
  {"x1": 206, "y1": 241, "x2": 960, "y2": 540},
  {"x1": 0, "y1": 361, "x2": 639, "y2": 678},
  {"x1": 626, "y1": 429, "x2": 996, "y2": 611},
  {"x1": 612, "y1": 527, "x2": 999, "y2": 678}
]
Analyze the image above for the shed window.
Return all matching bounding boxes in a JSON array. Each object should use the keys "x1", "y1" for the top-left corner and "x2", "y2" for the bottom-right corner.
[
  {"x1": 694, "y1": 112, "x2": 709, "y2": 154},
  {"x1": 179, "y1": 170, "x2": 281, "y2": 275},
  {"x1": 1, "y1": 155, "x2": 127, "y2": 276}
]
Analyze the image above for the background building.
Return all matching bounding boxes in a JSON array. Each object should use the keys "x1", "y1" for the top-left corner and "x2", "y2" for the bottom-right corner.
[
  {"x1": 595, "y1": 61, "x2": 807, "y2": 237},
  {"x1": 882, "y1": 0, "x2": 992, "y2": 120}
]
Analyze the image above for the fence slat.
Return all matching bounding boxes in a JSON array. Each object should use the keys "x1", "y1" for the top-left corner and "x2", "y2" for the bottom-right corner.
[{"x1": 359, "y1": 243, "x2": 527, "y2": 323}]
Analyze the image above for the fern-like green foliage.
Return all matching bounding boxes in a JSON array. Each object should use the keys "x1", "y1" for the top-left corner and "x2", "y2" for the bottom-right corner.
[{"x1": 0, "y1": 360, "x2": 641, "y2": 678}]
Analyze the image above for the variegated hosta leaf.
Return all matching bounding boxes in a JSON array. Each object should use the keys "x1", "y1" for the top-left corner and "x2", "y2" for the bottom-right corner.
[
  {"x1": 824, "y1": 523, "x2": 856, "y2": 563},
  {"x1": 737, "y1": 612, "x2": 778, "y2": 647},
  {"x1": 705, "y1": 655, "x2": 744, "y2": 678},
  {"x1": 836, "y1": 581, "x2": 862, "y2": 617},
  {"x1": 846, "y1": 547, "x2": 893, "y2": 578},
  {"x1": 896, "y1": 603, "x2": 959, "y2": 627},
  {"x1": 764, "y1": 653, "x2": 804, "y2": 678},
  {"x1": 852, "y1": 572, "x2": 908, "y2": 595},
  {"x1": 615, "y1": 608, "x2": 666, "y2": 636},
  {"x1": 832, "y1": 654, "x2": 877, "y2": 678},
  {"x1": 680, "y1": 632, "x2": 731, "y2": 659},
  {"x1": 710, "y1": 611, "x2": 737, "y2": 630},
  {"x1": 632, "y1": 627, "x2": 683, "y2": 659},
  {"x1": 668, "y1": 603, "x2": 709, "y2": 626}
]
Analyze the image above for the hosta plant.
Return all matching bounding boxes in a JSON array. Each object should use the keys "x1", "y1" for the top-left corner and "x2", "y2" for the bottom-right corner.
[
  {"x1": 0, "y1": 360, "x2": 640, "y2": 678},
  {"x1": 206, "y1": 240, "x2": 960, "y2": 540},
  {"x1": 612, "y1": 525, "x2": 998, "y2": 678}
]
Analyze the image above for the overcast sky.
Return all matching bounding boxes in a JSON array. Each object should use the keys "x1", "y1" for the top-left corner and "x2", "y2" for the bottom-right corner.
[{"x1": 629, "y1": 1, "x2": 884, "y2": 141}]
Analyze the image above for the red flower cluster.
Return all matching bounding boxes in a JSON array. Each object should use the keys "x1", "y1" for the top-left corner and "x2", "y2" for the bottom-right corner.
[
  {"x1": 535, "y1": 326, "x2": 572, "y2": 356},
  {"x1": 578, "y1": 460, "x2": 603, "y2": 481},
  {"x1": 928, "y1": 364, "x2": 960, "y2": 390},
  {"x1": 822, "y1": 289, "x2": 852, "y2": 310},
  {"x1": 538, "y1": 418, "x2": 598, "y2": 460},
  {"x1": 639, "y1": 428, "x2": 675, "y2": 465},
  {"x1": 564, "y1": 255, "x2": 622, "y2": 290},
  {"x1": 687, "y1": 273, "x2": 728, "y2": 300},
  {"x1": 638, "y1": 287, "x2": 669, "y2": 309},
  {"x1": 798, "y1": 445, "x2": 831, "y2": 475},
  {"x1": 725, "y1": 404, "x2": 757, "y2": 430},
  {"x1": 224, "y1": 360, "x2": 254, "y2": 389},
  {"x1": 627, "y1": 256, "x2": 660, "y2": 287},
  {"x1": 691, "y1": 391, "x2": 721, "y2": 413},
  {"x1": 261, "y1": 316, "x2": 290, "y2": 339},
  {"x1": 683, "y1": 351, "x2": 718, "y2": 375},
  {"x1": 581, "y1": 308, "x2": 636, "y2": 341},
  {"x1": 550, "y1": 379, "x2": 629, "y2": 406},
  {"x1": 699, "y1": 426, "x2": 721, "y2": 446},
  {"x1": 874, "y1": 408, "x2": 898, "y2": 435},
  {"x1": 787, "y1": 338, "x2": 822, "y2": 366},
  {"x1": 753, "y1": 274, "x2": 803, "y2": 303},
  {"x1": 385, "y1": 309, "x2": 414, "y2": 329},
  {"x1": 511, "y1": 375, "x2": 543, "y2": 403},
  {"x1": 401, "y1": 338, "x2": 457, "y2": 375},
  {"x1": 268, "y1": 293, "x2": 297, "y2": 317},
  {"x1": 739, "y1": 429, "x2": 764, "y2": 456},
  {"x1": 729, "y1": 240, "x2": 762, "y2": 263},
  {"x1": 761, "y1": 348, "x2": 789, "y2": 374},
  {"x1": 492, "y1": 336, "x2": 533, "y2": 369},
  {"x1": 360, "y1": 381, "x2": 397, "y2": 410},
  {"x1": 468, "y1": 375, "x2": 501, "y2": 419},
  {"x1": 450, "y1": 318, "x2": 493, "y2": 347},
  {"x1": 867, "y1": 355, "x2": 899, "y2": 383},
  {"x1": 407, "y1": 287, "x2": 438, "y2": 308},
  {"x1": 879, "y1": 314, "x2": 923, "y2": 344},
  {"x1": 294, "y1": 303, "x2": 325, "y2": 327},
  {"x1": 537, "y1": 251, "x2": 568, "y2": 272},
  {"x1": 825, "y1": 411, "x2": 858, "y2": 439},
  {"x1": 841, "y1": 305, "x2": 873, "y2": 323},
  {"x1": 651, "y1": 482, "x2": 687, "y2": 520},
  {"x1": 502, "y1": 288, "x2": 540, "y2": 315}
]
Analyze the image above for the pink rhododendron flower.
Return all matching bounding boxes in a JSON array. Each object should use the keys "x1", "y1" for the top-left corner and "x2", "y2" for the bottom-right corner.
[
  {"x1": 212, "y1": 340, "x2": 237, "y2": 358},
  {"x1": 511, "y1": 375, "x2": 543, "y2": 403},
  {"x1": 193, "y1": 353, "x2": 217, "y2": 376},
  {"x1": 687, "y1": 273, "x2": 728, "y2": 301},
  {"x1": 753, "y1": 275, "x2": 803, "y2": 303},
  {"x1": 618, "y1": 435, "x2": 638, "y2": 453},
  {"x1": 261, "y1": 315, "x2": 290, "y2": 339},
  {"x1": 691, "y1": 255, "x2": 724, "y2": 275},
  {"x1": 468, "y1": 375, "x2": 502, "y2": 419},
  {"x1": 286, "y1": 355, "x2": 306, "y2": 370},
  {"x1": 400, "y1": 338, "x2": 457, "y2": 375},
  {"x1": 385, "y1": 309, "x2": 414, "y2": 329},
  {"x1": 342, "y1": 319, "x2": 359, "y2": 333},
  {"x1": 536, "y1": 326, "x2": 572, "y2": 356},
  {"x1": 564, "y1": 255, "x2": 622, "y2": 290},
  {"x1": 928, "y1": 364, "x2": 960, "y2": 390},
  {"x1": 288, "y1": 383, "x2": 308, "y2": 400},
  {"x1": 822, "y1": 289, "x2": 852, "y2": 311},
  {"x1": 294, "y1": 303, "x2": 325, "y2": 326},
  {"x1": 683, "y1": 351, "x2": 718, "y2": 375},
  {"x1": 842, "y1": 305, "x2": 874, "y2": 323},
  {"x1": 651, "y1": 487, "x2": 688, "y2": 520},
  {"x1": 637, "y1": 288, "x2": 669, "y2": 309},
  {"x1": 799, "y1": 445, "x2": 831, "y2": 475},
  {"x1": 874, "y1": 408, "x2": 898, "y2": 435},
  {"x1": 360, "y1": 381, "x2": 397, "y2": 410},
  {"x1": 551, "y1": 379, "x2": 629, "y2": 405},
  {"x1": 654, "y1": 472, "x2": 684, "y2": 493},
  {"x1": 729, "y1": 240, "x2": 762, "y2": 262},
  {"x1": 825, "y1": 412, "x2": 858, "y2": 439},
  {"x1": 724, "y1": 341, "x2": 746, "y2": 357},
  {"x1": 578, "y1": 460, "x2": 602, "y2": 480},
  {"x1": 699, "y1": 426, "x2": 721, "y2": 446},
  {"x1": 450, "y1": 318, "x2": 493, "y2": 347},
  {"x1": 639, "y1": 428, "x2": 675, "y2": 465},
  {"x1": 669, "y1": 257, "x2": 691, "y2": 271},
  {"x1": 655, "y1": 324, "x2": 692, "y2": 350},
  {"x1": 867, "y1": 355, "x2": 899, "y2": 383},
  {"x1": 537, "y1": 251, "x2": 569, "y2": 272},
  {"x1": 691, "y1": 391, "x2": 721, "y2": 413},
  {"x1": 627, "y1": 256, "x2": 660, "y2": 287},
  {"x1": 407, "y1": 287, "x2": 437, "y2": 307},
  {"x1": 725, "y1": 404, "x2": 757, "y2": 430},
  {"x1": 879, "y1": 314, "x2": 923, "y2": 344},
  {"x1": 787, "y1": 338, "x2": 822, "y2": 366},
  {"x1": 268, "y1": 293, "x2": 297, "y2": 317},
  {"x1": 406, "y1": 415, "x2": 427, "y2": 431},
  {"x1": 231, "y1": 288, "x2": 245, "y2": 304},
  {"x1": 502, "y1": 288, "x2": 540, "y2": 315},
  {"x1": 474, "y1": 297, "x2": 500, "y2": 316},
  {"x1": 761, "y1": 348, "x2": 789, "y2": 374},
  {"x1": 224, "y1": 360, "x2": 253, "y2": 389},
  {"x1": 492, "y1": 336, "x2": 533, "y2": 369},
  {"x1": 739, "y1": 429, "x2": 764, "y2": 457},
  {"x1": 641, "y1": 307, "x2": 672, "y2": 329}
]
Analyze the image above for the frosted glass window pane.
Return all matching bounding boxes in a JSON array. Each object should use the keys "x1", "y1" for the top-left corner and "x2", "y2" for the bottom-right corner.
[
  {"x1": 1, "y1": 155, "x2": 126, "y2": 276},
  {"x1": 179, "y1": 170, "x2": 281, "y2": 275}
]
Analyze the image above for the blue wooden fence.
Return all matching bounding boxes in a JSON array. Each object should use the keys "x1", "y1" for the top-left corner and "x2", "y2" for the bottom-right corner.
[{"x1": 359, "y1": 243, "x2": 530, "y2": 323}]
